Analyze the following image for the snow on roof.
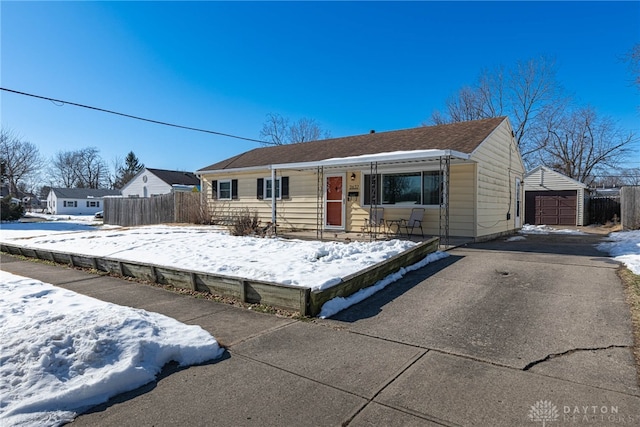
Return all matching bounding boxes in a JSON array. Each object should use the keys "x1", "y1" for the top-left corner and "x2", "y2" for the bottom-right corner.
[{"x1": 272, "y1": 149, "x2": 471, "y2": 170}]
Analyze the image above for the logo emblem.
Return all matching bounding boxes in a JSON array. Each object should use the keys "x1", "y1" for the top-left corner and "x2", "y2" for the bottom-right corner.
[{"x1": 529, "y1": 400, "x2": 559, "y2": 426}]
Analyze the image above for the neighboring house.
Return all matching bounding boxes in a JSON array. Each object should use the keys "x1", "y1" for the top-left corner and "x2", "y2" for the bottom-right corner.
[
  {"x1": 196, "y1": 117, "x2": 525, "y2": 241},
  {"x1": 121, "y1": 168, "x2": 200, "y2": 197},
  {"x1": 1, "y1": 184, "x2": 43, "y2": 211},
  {"x1": 46, "y1": 188, "x2": 122, "y2": 215},
  {"x1": 524, "y1": 166, "x2": 588, "y2": 226}
]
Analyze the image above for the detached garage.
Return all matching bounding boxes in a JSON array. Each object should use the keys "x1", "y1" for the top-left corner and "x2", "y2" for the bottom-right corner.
[{"x1": 524, "y1": 166, "x2": 588, "y2": 226}]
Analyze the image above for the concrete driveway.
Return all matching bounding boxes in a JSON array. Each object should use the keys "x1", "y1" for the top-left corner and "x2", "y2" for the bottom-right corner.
[
  {"x1": 323, "y1": 232, "x2": 640, "y2": 425},
  {"x1": 2, "y1": 231, "x2": 639, "y2": 426}
]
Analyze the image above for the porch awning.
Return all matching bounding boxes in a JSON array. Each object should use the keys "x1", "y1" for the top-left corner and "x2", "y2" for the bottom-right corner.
[{"x1": 270, "y1": 149, "x2": 471, "y2": 171}]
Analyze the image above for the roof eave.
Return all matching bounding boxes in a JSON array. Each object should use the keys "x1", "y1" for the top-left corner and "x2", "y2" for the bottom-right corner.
[{"x1": 196, "y1": 165, "x2": 275, "y2": 176}]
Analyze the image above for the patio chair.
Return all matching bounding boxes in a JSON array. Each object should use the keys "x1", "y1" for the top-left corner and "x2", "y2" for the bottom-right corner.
[
  {"x1": 400, "y1": 208, "x2": 425, "y2": 238},
  {"x1": 363, "y1": 207, "x2": 385, "y2": 234}
]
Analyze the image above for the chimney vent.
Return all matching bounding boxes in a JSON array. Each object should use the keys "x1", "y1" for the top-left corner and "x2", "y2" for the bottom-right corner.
[{"x1": 370, "y1": 130, "x2": 375, "y2": 134}]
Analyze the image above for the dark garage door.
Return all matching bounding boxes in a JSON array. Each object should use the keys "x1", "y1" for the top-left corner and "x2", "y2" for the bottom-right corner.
[{"x1": 525, "y1": 190, "x2": 577, "y2": 226}]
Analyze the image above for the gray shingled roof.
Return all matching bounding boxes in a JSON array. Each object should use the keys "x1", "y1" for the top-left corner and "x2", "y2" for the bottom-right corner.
[
  {"x1": 50, "y1": 188, "x2": 122, "y2": 198},
  {"x1": 147, "y1": 168, "x2": 200, "y2": 186},
  {"x1": 198, "y1": 117, "x2": 507, "y2": 172}
]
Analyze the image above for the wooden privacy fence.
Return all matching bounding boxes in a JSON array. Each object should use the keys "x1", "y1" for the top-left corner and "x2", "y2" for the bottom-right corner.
[
  {"x1": 104, "y1": 192, "x2": 205, "y2": 227},
  {"x1": 621, "y1": 186, "x2": 640, "y2": 230},
  {"x1": 587, "y1": 196, "x2": 621, "y2": 225}
]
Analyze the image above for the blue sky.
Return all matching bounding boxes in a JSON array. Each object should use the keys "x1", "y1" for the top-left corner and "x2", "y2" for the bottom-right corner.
[{"x1": 2, "y1": 1, "x2": 639, "y2": 178}]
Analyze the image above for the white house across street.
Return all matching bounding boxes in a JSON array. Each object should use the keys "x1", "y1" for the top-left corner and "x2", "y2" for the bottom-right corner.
[{"x1": 46, "y1": 188, "x2": 122, "y2": 216}]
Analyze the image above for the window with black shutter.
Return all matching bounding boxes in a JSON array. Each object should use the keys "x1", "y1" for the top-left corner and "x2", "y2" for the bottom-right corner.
[
  {"x1": 257, "y1": 178, "x2": 264, "y2": 199},
  {"x1": 231, "y1": 179, "x2": 238, "y2": 199},
  {"x1": 281, "y1": 176, "x2": 289, "y2": 199},
  {"x1": 212, "y1": 180, "x2": 218, "y2": 200}
]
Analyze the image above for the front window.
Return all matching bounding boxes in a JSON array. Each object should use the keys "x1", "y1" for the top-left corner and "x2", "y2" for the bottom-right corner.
[
  {"x1": 422, "y1": 171, "x2": 441, "y2": 205},
  {"x1": 364, "y1": 171, "x2": 441, "y2": 206},
  {"x1": 265, "y1": 177, "x2": 281, "y2": 199},
  {"x1": 218, "y1": 180, "x2": 232, "y2": 200},
  {"x1": 382, "y1": 173, "x2": 421, "y2": 205}
]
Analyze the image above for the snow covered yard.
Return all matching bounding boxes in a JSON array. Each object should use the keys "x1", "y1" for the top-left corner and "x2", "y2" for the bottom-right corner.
[
  {"x1": 0, "y1": 271, "x2": 224, "y2": 427},
  {"x1": 0, "y1": 214, "x2": 419, "y2": 291},
  {"x1": 597, "y1": 230, "x2": 640, "y2": 275}
]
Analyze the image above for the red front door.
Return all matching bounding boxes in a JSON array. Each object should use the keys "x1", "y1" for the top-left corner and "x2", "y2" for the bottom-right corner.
[{"x1": 325, "y1": 175, "x2": 344, "y2": 228}]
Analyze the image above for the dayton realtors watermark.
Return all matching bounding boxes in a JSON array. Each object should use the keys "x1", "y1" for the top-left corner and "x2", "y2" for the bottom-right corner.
[{"x1": 529, "y1": 400, "x2": 637, "y2": 425}]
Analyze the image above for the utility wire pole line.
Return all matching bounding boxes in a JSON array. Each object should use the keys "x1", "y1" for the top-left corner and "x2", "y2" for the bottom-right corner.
[{"x1": 1, "y1": 87, "x2": 274, "y2": 145}]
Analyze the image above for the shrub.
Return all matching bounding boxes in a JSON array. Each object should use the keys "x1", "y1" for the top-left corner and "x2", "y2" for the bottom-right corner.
[
  {"x1": 1, "y1": 196, "x2": 24, "y2": 221},
  {"x1": 231, "y1": 208, "x2": 261, "y2": 236}
]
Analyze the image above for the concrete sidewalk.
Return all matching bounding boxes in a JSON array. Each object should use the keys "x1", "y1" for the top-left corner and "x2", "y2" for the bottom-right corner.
[{"x1": 2, "y1": 232, "x2": 640, "y2": 426}]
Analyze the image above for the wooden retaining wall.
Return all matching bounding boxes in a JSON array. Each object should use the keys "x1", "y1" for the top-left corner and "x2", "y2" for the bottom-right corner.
[
  {"x1": 308, "y1": 237, "x2": 440, "y2": 315},
  {"x1": 1, "y1": 237, "x2": 439, "y2": 316}
]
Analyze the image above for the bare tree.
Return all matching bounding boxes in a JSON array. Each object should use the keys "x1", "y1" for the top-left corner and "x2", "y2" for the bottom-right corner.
[
  {"x1": 260, "y1": 113, "x2": 331, "y2": 145},
  {"x1": 625, "y1": 43, "x2": 640, "y2": 91},
  {"x1": 0, "y1": 127, "x2": 44, "y2": 197},
  {"x1": 50, "y1": 147, "x2": 109, "y2": 189},
  {"x1": 51, "y1": 150, "x2": 78, "y2": 188},
  {"x1": 622, "y1": 168, "x2": 640, "y2": 186},
  {"x1": 535, "y1": 107, "x2": 636, "y2": 185},
  {"x1": 428, "y1": 57, "x2": 567, "y2": 163},
  {"x1": 74, "y1": 147, "x2": 109, "y2": 188}
]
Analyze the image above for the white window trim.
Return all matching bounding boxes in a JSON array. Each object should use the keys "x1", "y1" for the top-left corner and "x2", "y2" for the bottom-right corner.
[
  {"x1": 264, "y1": 177, "x2": 282, "y2": 200},
  {"x1": 218, "y1": 179, "x2": 232, "y2": 200}
]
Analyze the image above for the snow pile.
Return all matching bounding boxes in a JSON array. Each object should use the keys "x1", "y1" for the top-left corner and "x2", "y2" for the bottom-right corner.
[
  {"x1": 596, "y1": 230, "x2": 640, "y2": 274},
  {"x1": 319, "y1": 251, "x2": 450, "y2": 318},
  {"x1": 506, "y1": 235, "x2": 527, "y2": 242},
  {"x1": 0, "y1": 271, "x2": 224, "y2": 427},
  {"x1": 0, "y1": 223, "x2": 416, "y2": 291},
  {"x1": 519, "y1": 224, "x2": 586, "y2": 235}
]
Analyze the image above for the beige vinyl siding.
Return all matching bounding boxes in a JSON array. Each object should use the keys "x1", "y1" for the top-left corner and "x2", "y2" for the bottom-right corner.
[
  {"x1": 448, "y1": 163, "x2": 476, "y2": 237},
  {"x1": 524, "y1": 167, "x2": 587, "y2": 226},
  {"x1": 471, "y1": 120, "x2": 525, "y2": 238},
  {"x1": 201, "y1": 169, "x2": 320, "y2": 230}
]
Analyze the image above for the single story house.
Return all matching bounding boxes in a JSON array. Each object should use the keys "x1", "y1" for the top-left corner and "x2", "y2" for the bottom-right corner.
[
  {"x1": 121, "y1": 168, "x2": 200, "y2": 198},
  {"x1": 1, "y1": 185, "x2": 42, "y2": 211},
  {"x1": 46, "y1": 188, "x2": 122, "y2": 216},
  {"x1": 524, "y1": 166, "x2": 588, "y2": 226},
  {"x1": 196, "y1": 117, "x2": 525, "y2": 241}
]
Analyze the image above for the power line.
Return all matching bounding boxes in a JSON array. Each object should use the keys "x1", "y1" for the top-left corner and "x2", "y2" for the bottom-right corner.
[{"x1": 1, "y1": 87, "x2": 274, "y2": 145}]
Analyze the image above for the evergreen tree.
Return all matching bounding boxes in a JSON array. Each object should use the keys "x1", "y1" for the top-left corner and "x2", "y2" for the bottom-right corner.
[{"x1": 114, "y1": 151, "x2": 144, "y2": 189}]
